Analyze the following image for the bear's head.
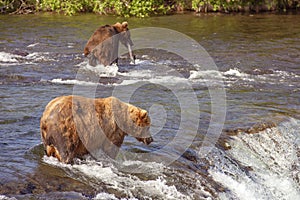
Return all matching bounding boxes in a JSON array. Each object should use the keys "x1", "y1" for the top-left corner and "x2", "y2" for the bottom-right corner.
[
  {"x1": 111, "y1": 97, "x2": 153, "y2": 145},
  {"x1": 113, "y1": 21, "x2": 134, "y2": 46},
  {"x1": 113, "y1": 22, "x2": 135, "y2": 64},
  {"x1": 128, "y1": 106, "x2": 153, "y2": 145}
]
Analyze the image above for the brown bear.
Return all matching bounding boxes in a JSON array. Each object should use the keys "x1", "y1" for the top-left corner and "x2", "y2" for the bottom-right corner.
[
  {"x1": 84, "y1": 21, "x2": 135, "y2": 66},
  {"x1": 40, "y1": 95, "x2": 152, "y2": 163}
]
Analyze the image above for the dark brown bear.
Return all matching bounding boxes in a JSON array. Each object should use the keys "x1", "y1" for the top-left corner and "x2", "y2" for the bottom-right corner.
[
  {"x1": 84, "y1": 21, "x2": 135, "y2": 66},
  {"x1": 40, "y1": 95, "x2": 153, "y2": 163}
]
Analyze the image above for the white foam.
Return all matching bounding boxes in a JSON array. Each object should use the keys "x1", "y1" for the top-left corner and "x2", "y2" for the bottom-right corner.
[
  {"x1": 208, "y1": 118, "x2": 300, "y2": 200},
  {"x1": 209, "y1": 170, "x2": 258, "y2": 200},
  {"x1": 93, "y1": 193, "x2": 119, "y2": 200},
  {"x1": 149, "y1": 75, "x2": 188, "y2": 84},
  {"x1": 189, "y1": 70, "x2": 224, "y2": 80},
  {"x1": 50, "y1": 78, "x2": 99, "y2": 86},
  {"x1": 121, "y1": 160, "x2": 165, "y2": 174},
  {"x1": 215, "y1": 168, "x2": 300, "y2": 199},
  {"x1": 0, "y1": 195, "x2": 17, "y2": 200},
  {"x1": 112, "y1": 79, "x2": 139, "y2": 86},
  {"x1": 25, "y1": 52, "x2": 53, "y2": 62},
  {"x1": 273, "y1": 70, "x2": 300, "y2": 79},
  {"x1": 76, "y1": 58, "x2": 195, "y2": 87},
  {"x1": 250, "y1": 69, "x2": 300, "y2": 86},
  {"x1": 78, "y1": 58, "x2": 295, "y2": 89},
  {"x1": 223, "y1": 68, "x2": 246, "y2": 77},
  {"x1": 0, "y1": 51, "x2": 54, "y2": 66},
  {"x1": 77, "y1": 59, "x2": 152, "y2": 79},
  {"x1": 222, "y1": 68, "x2": 299, "y2": 87},
  {"x1": 141, "y1": 176, "x2": 190, "y2": 199},
  {"x1": 118, "y1": 69, "x2": 153, "y2": 78},
  {"x1": 43, "y1": 156, "x2": 189, "y2": 199},
  {"x1": 114, "y1": 75, "x2": 188, "y2": 87},
  {"x1": 188, "y1": 70, "x2": 226, "y2": 87},
  {"x1": 134, "y1": 58, "x2": 153, "y2": 65},
  {"x1": 27, "y1": 43, "x2": 40, "y2": 48},
  {"x1": 0, "y1": 52, "x2": 20, "y2": 63},
  {"x1": 83, "y1": 63, "x2": 119, "y2": 77}
]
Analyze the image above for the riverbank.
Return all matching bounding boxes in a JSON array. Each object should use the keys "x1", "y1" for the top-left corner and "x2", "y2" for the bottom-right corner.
[{"x1": 1, "y1": 0, "x2": 299, "y2": 16}]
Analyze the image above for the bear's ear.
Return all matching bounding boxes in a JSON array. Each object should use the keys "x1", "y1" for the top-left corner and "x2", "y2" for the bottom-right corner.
[
  {"x1": 140, "y1": 110, "x2": 148, "y2": 119},
  {"x1": 122, "y1": 21, "x2": 128, "y2": 29},
  {"x1": 113, "y1": 22, "x2": 122, "y2": 32}
]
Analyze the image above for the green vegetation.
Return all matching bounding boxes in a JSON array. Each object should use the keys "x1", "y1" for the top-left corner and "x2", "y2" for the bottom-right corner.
[
  {"x1": 191, "y1": 0, "x2": 299, "y2": 13},
  {"x1": 0, "y1": 0, "x2": 299, "y2": 16}
]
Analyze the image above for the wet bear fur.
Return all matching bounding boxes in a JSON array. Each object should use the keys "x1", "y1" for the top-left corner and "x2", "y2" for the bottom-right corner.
[
  {"x1": 83, "y1": 21, "x2": 133, "y2": 66},
  {"x1": 40, "y1": 95, "x2": 152, "y2": 163}
]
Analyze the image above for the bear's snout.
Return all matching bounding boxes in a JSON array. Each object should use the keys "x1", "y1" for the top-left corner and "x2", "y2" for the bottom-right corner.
[
  {"x1": 144, "y1": 137, "x2": 153, "y2": 145},
  {"x1": 137, "y1": 137, "x2": 153, "y2": 145}
]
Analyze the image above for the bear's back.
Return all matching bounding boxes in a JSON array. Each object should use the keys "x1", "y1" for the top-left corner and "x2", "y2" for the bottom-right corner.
[{"x1": 84, "y1": 25, "x2": 118, "y2": 57}]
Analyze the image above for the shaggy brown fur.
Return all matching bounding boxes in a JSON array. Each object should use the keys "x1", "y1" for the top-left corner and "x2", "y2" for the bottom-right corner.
[
  {"x1": 84, "y1": 21, "x2": 134, "y2": 66},
  {"x1": 40, "y1": 95, "x2": 152, "y2": 163}
]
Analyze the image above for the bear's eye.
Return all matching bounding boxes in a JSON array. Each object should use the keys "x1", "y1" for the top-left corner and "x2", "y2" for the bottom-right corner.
[{"x1": 129, "y1": 107, "x2": 135, "y2": 113}]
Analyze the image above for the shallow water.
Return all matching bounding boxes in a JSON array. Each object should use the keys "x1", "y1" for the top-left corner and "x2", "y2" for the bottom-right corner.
[{"x1": 0, "y1": 13, "x2": 299, "y2": 199}]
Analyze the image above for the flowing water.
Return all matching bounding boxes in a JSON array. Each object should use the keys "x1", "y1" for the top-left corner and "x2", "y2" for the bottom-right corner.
[{"x1": 0, "y1": 13, "x2": 299, "y2": 199}]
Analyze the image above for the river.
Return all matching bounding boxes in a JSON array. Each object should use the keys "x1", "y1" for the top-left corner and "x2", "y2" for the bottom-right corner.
[{"x1": 0, "y1": 13, "x2": 299, "y2": 199}]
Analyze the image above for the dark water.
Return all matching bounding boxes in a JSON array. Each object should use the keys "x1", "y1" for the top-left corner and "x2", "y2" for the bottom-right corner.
[{"x1": 0, "y1": 13, "x2": 299, "y2": 199}]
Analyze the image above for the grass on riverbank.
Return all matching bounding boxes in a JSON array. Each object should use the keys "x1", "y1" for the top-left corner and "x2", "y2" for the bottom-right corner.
[{"x1": 0, "y1": 0, "x2": 299, "y2": 16}]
